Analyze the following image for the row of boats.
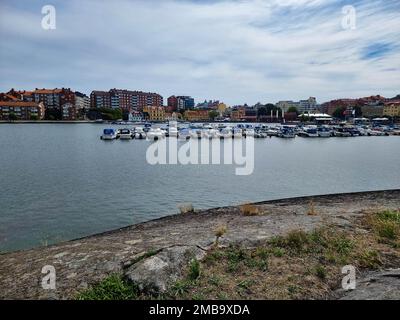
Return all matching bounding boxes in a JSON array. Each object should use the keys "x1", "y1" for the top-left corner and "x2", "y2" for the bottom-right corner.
[{"x1": 101, "y1": 123, "x2": 400, "y2": 141}]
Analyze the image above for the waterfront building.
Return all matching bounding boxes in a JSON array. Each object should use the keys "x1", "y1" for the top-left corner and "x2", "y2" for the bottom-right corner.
[
  {"x1": 0, "y1": 101, "x2": 45, "y2": 120},
  {"x1": 383, "y1": 102, "x2": 400, "y2": 117},
  {"x1": 184, "y1": 110, "x2": 210, "y2": 121},
  {"x1": 0, "y1": 89, "x2": 34, "y2": 102},
  {"x1": 143, "y1": 106, "x2": 165, "y2": 121},
  {"x1": 168, "y1": 96, "x2": 195, "y2": 111},
  {"x1": 230, "y1": 108, "x2": 245, "y2": 121},
  {"x1": 165, "y1": 112, "x2": 179, "y2": 121},
  {"x1": 90, "y1": 89, "x2": 163, "y2": 112},
  {"x1": 129, "y1": 111, "x2": 143, "y2": 122},
  {"x1": 32, "y1": 88, "x2": 77, "y2": 120},
  {"x1": 360, "y1": 105, "x2": 384, "y2": 118},
  {"x1": 276, "y1": 101, "x2": 300, "y2": 112},
  {"x1": 196, "y1": 100, "x2": 220, "y2": 110}
]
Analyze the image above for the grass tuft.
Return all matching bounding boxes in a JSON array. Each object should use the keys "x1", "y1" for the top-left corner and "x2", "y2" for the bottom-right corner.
[{"x1": 76, "y1": 274, "x2": 137, "y2": 300}]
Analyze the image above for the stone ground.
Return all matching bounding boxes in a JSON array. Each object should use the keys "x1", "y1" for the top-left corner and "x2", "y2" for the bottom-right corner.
[{"x1": 0, "y1": 190, "x2": 399, "y2": 300}]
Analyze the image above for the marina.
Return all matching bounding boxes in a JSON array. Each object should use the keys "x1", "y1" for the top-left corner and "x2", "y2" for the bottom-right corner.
[{"x1": 99, "y1": 121, "x2": 400, "y2": 140}]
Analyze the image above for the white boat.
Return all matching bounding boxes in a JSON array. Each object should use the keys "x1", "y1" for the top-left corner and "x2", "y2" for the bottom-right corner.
[
  {"x1": 178, "y1": 128, "x2": 191, "y2": 140},
  {"x1": 101, "y1": 129, "x2": 118, "y2": 140},
  {"x1": 318, "y1": 126, "x2": 332, "y2": 138},
  {"x1": 334, "y1": 128, "x2": 352, "y2": 137},
  {"x1": 118, "y1": 128, "x2": 134, "y2": 140},
  {"x1": 168, "y1": 121, "x2": 179, "y2": 137},
  {"x1": 203, "y1": 128, "x2": 220, "y2": 139},
  {"x1": 232, "y1": 128, "x2": 243, "y2": 138},
  {"x1": 147, "y1": 128, "x2": 165, "y2": 141},
  {"x1": 220, "y1": 127, "x2": 233, "y2": 139},
  {"x1": 190, "y1": 129, "x2": 202, "y2": 139},
  {"x1": 244, "y1": 128, "x2": 255, "y2": 137},
  {"x1": 135, "y1": 127, "x2": 146, "y2": 139},
  {"x1": 299, "y1": 126, "x2": 319, "y2": 138},
  {"x1": 266, "y1": 129, "x2": 279, "y2": 137}
]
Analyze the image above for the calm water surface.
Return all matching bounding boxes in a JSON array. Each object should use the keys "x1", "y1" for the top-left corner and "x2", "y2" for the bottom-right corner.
[{"x1": 1, "y1": 124, "x2": 399, "y2": 252}]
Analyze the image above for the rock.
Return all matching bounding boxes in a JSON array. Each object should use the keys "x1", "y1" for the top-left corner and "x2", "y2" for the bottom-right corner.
[
  {"x1": 338, "y1": 269, "x2": 400, "y2": 300},
  {"x1": 124, "y1": 246, "x2": 206, "y2": 294}
]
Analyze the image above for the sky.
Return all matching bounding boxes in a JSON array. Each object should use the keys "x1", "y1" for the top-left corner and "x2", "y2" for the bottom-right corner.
[{"x1": 0, "y1": 0, "x2": 399, "y2": 105}]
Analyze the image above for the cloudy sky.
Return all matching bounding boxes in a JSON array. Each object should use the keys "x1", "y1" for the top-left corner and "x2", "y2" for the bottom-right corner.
[{"x1": 0, "y1": 0, "x2": 399, "y2": 105}]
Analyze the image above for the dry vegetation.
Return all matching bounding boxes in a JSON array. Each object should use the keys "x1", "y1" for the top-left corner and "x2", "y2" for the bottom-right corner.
[
  {"x1": 239, "y1": 203, "x2": 261, "y2": 216},
  {"x1": 77, "y1": 209, "x2": 400, "y2": 300}
]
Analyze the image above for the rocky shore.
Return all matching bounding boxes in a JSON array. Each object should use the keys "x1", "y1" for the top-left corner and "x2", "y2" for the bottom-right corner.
[{"x1": 0, "y1": 190, "x2": 399, "y2": 300}]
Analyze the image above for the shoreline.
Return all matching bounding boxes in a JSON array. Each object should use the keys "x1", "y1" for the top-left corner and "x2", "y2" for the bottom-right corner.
[{"x1": 0, "y1": 189, "x2": 399, "y2": 299}]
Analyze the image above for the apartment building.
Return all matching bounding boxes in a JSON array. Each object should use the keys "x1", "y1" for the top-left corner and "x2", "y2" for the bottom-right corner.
[
  {"x1": 143, "y1": 106, "x2": 165, "y2": 121},
  {"x1": 383, "y1": 102, "x2": 400, "y2": 117},
  {"x1": 0, "y1": 101, "x2": 45, "y2": 120},
  {"x1": 90, "y1": 89, "x2": 163, "y2": 112}
]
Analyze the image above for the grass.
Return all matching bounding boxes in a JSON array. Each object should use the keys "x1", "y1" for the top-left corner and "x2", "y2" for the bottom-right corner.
[
  {"x1": 163, "y1": 215, "x2": 399, "y2": 300},
  {"x1": 239, "y1": 203, "x2": 261, "y2": 216},
  {"x1": 75, "y1": 209, "x2": 400, "y2": 301},
  {"x1": 214, "y1": 225, "x2": 227, "y2": 247},
  {"x1": 77, "y1": 274, "x2": 138, "y2": 300},
  {"x1": 366, "y1": 209, "x2": 400, "y2": 247}
]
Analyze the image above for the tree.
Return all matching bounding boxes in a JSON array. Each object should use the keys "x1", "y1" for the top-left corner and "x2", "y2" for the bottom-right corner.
[
  {"x1": 209, "y1": 110, "x2": 219, "y2": 120},
  {"x1": 333, "y1": 107, "x2": 346, "y2": 120},
  {"x1": 8, "y1": 112, "x2": 17, "y2": 121},
  {"x1": 287, "y1": 106, "x2": 299, "y2": 115},
  {"x1": 45, "y1": 108, "x2": 62, "y2": 120},
  {"x1": 353, "y1": 106, "x2": 362, "y2": 118},
  {"x1": 257, "y1": 106, "x2": 267, "y2": 117},
  {"x1": 30, "y1": 115, "x2": 39, "y2": 121}
]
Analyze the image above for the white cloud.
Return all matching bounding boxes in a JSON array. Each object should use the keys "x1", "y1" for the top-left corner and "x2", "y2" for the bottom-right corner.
[{"x1": 0, "y1": 0, "x2": 399, "y2": 104}]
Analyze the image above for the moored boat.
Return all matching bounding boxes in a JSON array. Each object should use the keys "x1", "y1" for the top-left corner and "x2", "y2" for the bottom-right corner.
[{"x1": 101, "y1": 128, "x2": 118, "y2": 140}]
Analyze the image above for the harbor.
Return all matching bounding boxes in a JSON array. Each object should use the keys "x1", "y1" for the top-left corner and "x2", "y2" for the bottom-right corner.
[{"x1": 99, "y1": 120, "x2": 400, "y2": 141}]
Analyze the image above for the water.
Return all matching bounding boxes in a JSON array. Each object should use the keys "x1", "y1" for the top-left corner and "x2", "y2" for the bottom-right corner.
[{"x1": 1, "y1": 124, "x2": 399, "y2": 252}]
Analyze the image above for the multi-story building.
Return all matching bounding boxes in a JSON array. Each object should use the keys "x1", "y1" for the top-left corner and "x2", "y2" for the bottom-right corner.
[
  {"x1": 230, "y1": 108, "x2": 245, "y2": 121},
  {"x1": 33, "y1": 88, "x2": 75, "y2": 109},
  {"x1": 0, "y1": 101, "x2": 45, "y2": 120},
  {"x1": 90, "y1": 89, "x2": 163, "y2": 112},
  {"x1": 0, "y1": 89, "x2": 34, "y2": 102},
  {"x1": 383, "y1": 102, "x2": 400, "y2": 117},
  {"x1": 143, "y1": 106, "x2": 165, "y2": 121},
  {"x1": 276, "y1": 101, "x2": 300, "y2": 113},
  {"x1": 75, "y1": 92, "x2": 90, "y2": 110},
  {"x1": 32, "y1": 88, "x2": 76, "y2": 120},
  {"x1": 298, "y1": 97, "x2": 318, "y2": 113},
  {"x1": 168, "y1": 96, "x2": 195, "y2": 111},
  {"x1": 90, "y1": 91, "x2": 111, "y2": 109},
  {"x1": 184, "y1": 110, "x2": 210, "y2": 121},
  {"x1": 196, "y1": 100, "x2": 220, "y2": 110},
  {"x1": 128, "y1": 111, "x2": 144, "y2": 122},
  {"x1": 167, "y1": 96, "x2": 178, "y2": 112},
  {"x1": 360, "y1": 105, "x2": 384, "y2": 118}
]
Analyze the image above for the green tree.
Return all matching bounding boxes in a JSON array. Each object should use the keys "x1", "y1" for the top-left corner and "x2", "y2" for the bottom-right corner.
[
  {"x1": 287, "y1": 106, "x2": 299, "y2": 114},
  {"x1": 333, "y1": 107, "x2": 346, "y2": 120},
  {"x1": 30, "y1": 115, "x2": 39, "y2": 121},
  {"x1": 8, "y1": 112, "x2": 17, "y2": 121},
  {"x1": 257, "y1": 106, "x2": 267, "y2": 117},
  {"x1": 209, "y1": 110, "x2": 219, "y2": 120}
]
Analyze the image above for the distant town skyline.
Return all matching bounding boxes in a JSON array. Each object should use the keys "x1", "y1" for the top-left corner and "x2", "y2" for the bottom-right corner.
[{"x1": 0, "y1": 0, "x2": 399, "y2": 105}]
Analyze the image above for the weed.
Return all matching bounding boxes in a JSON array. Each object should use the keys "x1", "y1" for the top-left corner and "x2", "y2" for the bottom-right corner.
[
  {"x1": 76, "y1": 274, "x2": 137, "y2": 300},
  {"x1": 239, "y1": 203, "x2": 260, "y2": 216}
]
